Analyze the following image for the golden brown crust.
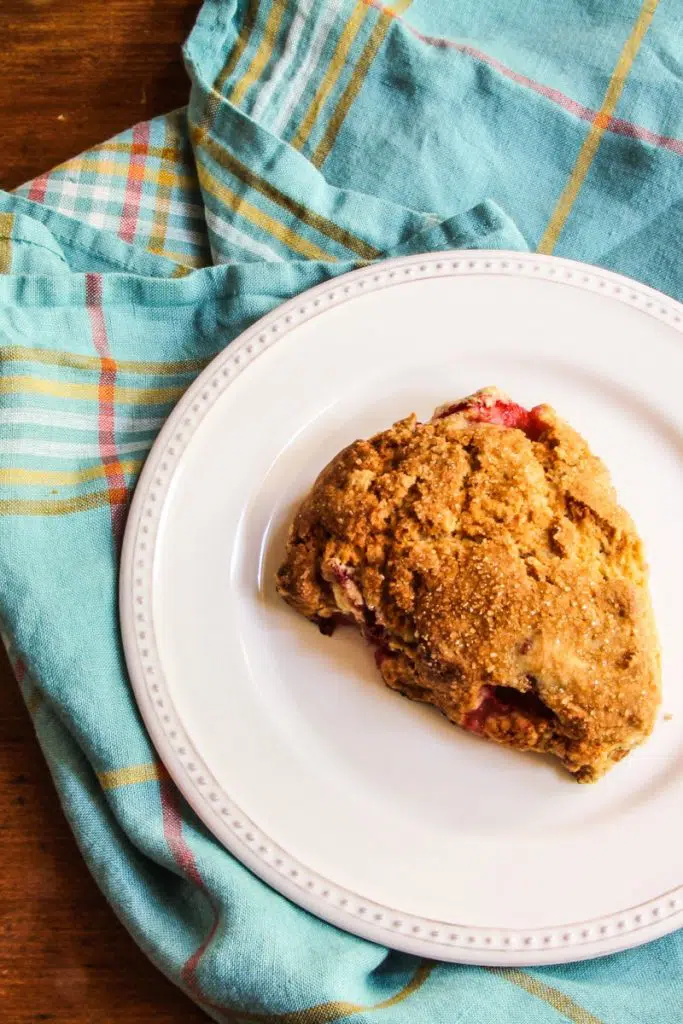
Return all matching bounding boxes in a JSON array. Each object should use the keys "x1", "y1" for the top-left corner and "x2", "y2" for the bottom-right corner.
[{"x1": 276, "y1": 388, "x2": 661, "y2": 782}]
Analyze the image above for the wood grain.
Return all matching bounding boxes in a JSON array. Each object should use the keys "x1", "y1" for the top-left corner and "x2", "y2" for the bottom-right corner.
[
  {"x1": 1, "y1": 1, "x2": 210, "y2": 1019},
  {"x1": 0, "y1": 0, "x2": 202, "y2": 191},
  {"x1": 0, "y1": 658, "x2": 210, "y2": 1023}
]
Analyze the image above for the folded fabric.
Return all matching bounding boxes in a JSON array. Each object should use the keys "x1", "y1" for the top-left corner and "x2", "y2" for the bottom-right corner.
[{"x1": 2, "y1": 1, "x2": 683, "y2": 1021}]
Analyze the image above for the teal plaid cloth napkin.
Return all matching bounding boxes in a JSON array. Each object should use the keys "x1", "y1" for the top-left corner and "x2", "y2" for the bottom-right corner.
[{"x1": 2, "y1": 1, "x2": 683, "y2": 1020}]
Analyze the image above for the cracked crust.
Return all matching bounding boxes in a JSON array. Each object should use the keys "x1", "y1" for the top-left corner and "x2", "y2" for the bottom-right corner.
[{"x1": 276, "y1": 388, "x2": 661, "y2": 782}]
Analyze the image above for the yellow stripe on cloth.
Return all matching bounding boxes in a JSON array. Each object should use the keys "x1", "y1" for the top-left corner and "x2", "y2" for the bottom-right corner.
[
  {"x1": 191, "y1": 126, "x2": 379, "y2": 260},
  {"x1": 494, "y1": 969, "x2": 605, "y2": 1024},
  {"x1": 229, "y1": 0, "x2": 288, "y2": 107},
  {"x1": 147, "y1": 120, "x2": 179, "y2": 262},
  {"x1": 538, "y1": 0, "x2": 659, "y2": 254},
  {"x1": 0, "y1": 488, "x2": 128, "y2": 516},
  {"x1": 150, "y1": 250, "x2": 198, "y2": 270},
  {"x1": 0, "y1": 345, "x2": 208, "y2": 375},
  {"x1": 236, "y1": 961, "x2": 433, "y2": 1023},
  {"x1": 0, "y1": 460, "x2": 144, "y2": 488},
  {"x1": 97, "y1": 141, "x2": 183, "y2": 162},
  {"x1": 26, "y1": 687, "x2": 45, "y2": 716},
  {"x1": 196, "y1": 157, "x2": 335, "y2": 260},
  {"x1": 0, "y1": 375, "x2": 185, "y2": 405},
  {"x1": 0, "y1": 212, "x2": 14, "y2": 273},
  {"x1": 193, "y1": 4, "x2": 379, "y2": 261},
  {"x1": 290, "y1": 1, "x2": 371, "y2": 151},
  {"x1": 98, "y1": 762, "x2": 162, "y2": 790},
  {"x1": 72, "y1": 158, "x2": 196, "y2": 190},
  {"x1": 171, "y1": 263, "x2": 195, "y2": 278},
  {"x1": 214, "y1": 0, "x2": 261, "y2": 95},
  {"x1": 312, "y1": 0, "x2": 413, "y2": 168}
]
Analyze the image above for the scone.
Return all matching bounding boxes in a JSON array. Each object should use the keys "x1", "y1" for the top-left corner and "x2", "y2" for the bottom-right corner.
[{"x1": 276, "y1": 387, "x2": 661, "y2": 782}]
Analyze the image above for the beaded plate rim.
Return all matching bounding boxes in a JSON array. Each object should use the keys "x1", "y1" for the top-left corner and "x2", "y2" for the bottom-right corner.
[{"x1": 120, "y1": 250, "x2": 683, "y2": 965}]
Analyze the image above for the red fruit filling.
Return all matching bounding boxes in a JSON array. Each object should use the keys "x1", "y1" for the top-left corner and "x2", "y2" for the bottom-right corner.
[
  {"x1": 330, "y1": 562, "x2": 352, "y2": 585},
  {"x1": 374, "y1": 644, "x2": 392, "y2": 669},
  {"x1": 315, "y1": 615, "x2": 351, "y2": 636},
  {"x1": 362, "y1": 611, "x2": 393, "y2": 665},
  {"x1": 463, "y1": 683, "x2": 555, "y2": 734},
  {"x1": 436, "y1": 396, "x2": 546, "y2": 441},
  {"x1": 317, "y1": 570, "x2": 393, "y2": 665}
]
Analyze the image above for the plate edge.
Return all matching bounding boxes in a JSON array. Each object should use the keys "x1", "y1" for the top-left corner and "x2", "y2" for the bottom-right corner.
[{"x1": 119, "y1": 250, "x2": 683, "y2": 964}]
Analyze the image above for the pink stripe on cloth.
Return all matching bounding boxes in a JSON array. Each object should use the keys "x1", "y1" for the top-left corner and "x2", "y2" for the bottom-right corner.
[
  {"x1": 118, "y1": 122, "x2": 150, "y2": 244},
  {"x1": 608, "y1": 116, "x2": 683, "y2": 155},
  {"x1": 364, "y1": 0, "x2": 683, "y2": 156},
  {"x1": 455, "y1": 41, "x2": 595, "y2": 121},
  {"x1": 96, "y1": 443, "x2": 135, "y2": 456},
  {"x1": 85, "y1": 273, "x2": 128, "y2": 545},
  {"x1": 26, "y1": 173, "x2": 50, "y2": 204},
  {"x1": 361, "y1": 0, "x2": 594, "y2": 119},
  {"x1": 158, "y1": 773, "x2": 221, "y2": 998}
]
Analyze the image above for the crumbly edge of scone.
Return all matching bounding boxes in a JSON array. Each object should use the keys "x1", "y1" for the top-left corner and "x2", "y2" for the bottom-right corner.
[{"x1": 276, "y1": 389, "x2": 661, "y2": 783}]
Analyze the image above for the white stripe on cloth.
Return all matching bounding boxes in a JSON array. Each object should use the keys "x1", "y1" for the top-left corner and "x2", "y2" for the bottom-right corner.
[
  {"x1": 269, "y1": 0, "x2": 345, "y2": 137},
  {"x1": 0, "y1": 439, "x2": 151, "y2": 459},
  {"x1": 84, "y1": 211, "x2": 206, "y2": 243},
  {"x1": 205, "y1": 209, "x2": 284, "y2": 261},
  {"x1": 0, "y1": 409, "x2": 165, "y2": 433},
  {"x1": 21, "y1": 179, "x2": 207, "y2": 224},
  {"x1": 250, "y1": 0, "x2": 320, "y2": 123}
]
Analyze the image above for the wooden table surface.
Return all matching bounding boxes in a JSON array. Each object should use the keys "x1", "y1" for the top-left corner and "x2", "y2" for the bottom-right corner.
[
  {"x1": 0, "y1": 0, "x2": 201, "y2": 191},
  {"x1": 1, "y1": 1, "x2": 209, "y2": 1019}
]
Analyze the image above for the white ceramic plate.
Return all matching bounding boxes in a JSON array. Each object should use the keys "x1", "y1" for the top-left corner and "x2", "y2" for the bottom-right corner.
[{"x1": 121, "y1": 251, "x2": 683, "y2": 965}]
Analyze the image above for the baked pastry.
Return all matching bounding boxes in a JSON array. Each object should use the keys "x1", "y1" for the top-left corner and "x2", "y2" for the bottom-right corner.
[{"x1": 276, "y1": 388, "x2": 660, "y2": 782}]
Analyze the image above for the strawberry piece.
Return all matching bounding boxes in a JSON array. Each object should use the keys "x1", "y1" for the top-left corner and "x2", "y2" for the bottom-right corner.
[
  {"x1": 463, "y1": 683, "x2": 554, "y2": 733},
  {"x1": 435, "y1": 392, "x2": 546, "y2": 440}
]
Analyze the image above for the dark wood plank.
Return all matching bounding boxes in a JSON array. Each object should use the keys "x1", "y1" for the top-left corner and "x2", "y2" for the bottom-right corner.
[
  {"x1": 0, "y1": 0, "x2": 202, "y2": 191},
  {"x1": 1, "y1": 1, "x2": 211, "y2": 1018},
  {"x1": 0, "y1": 650, "x2": 209, "y2": 1023}
]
